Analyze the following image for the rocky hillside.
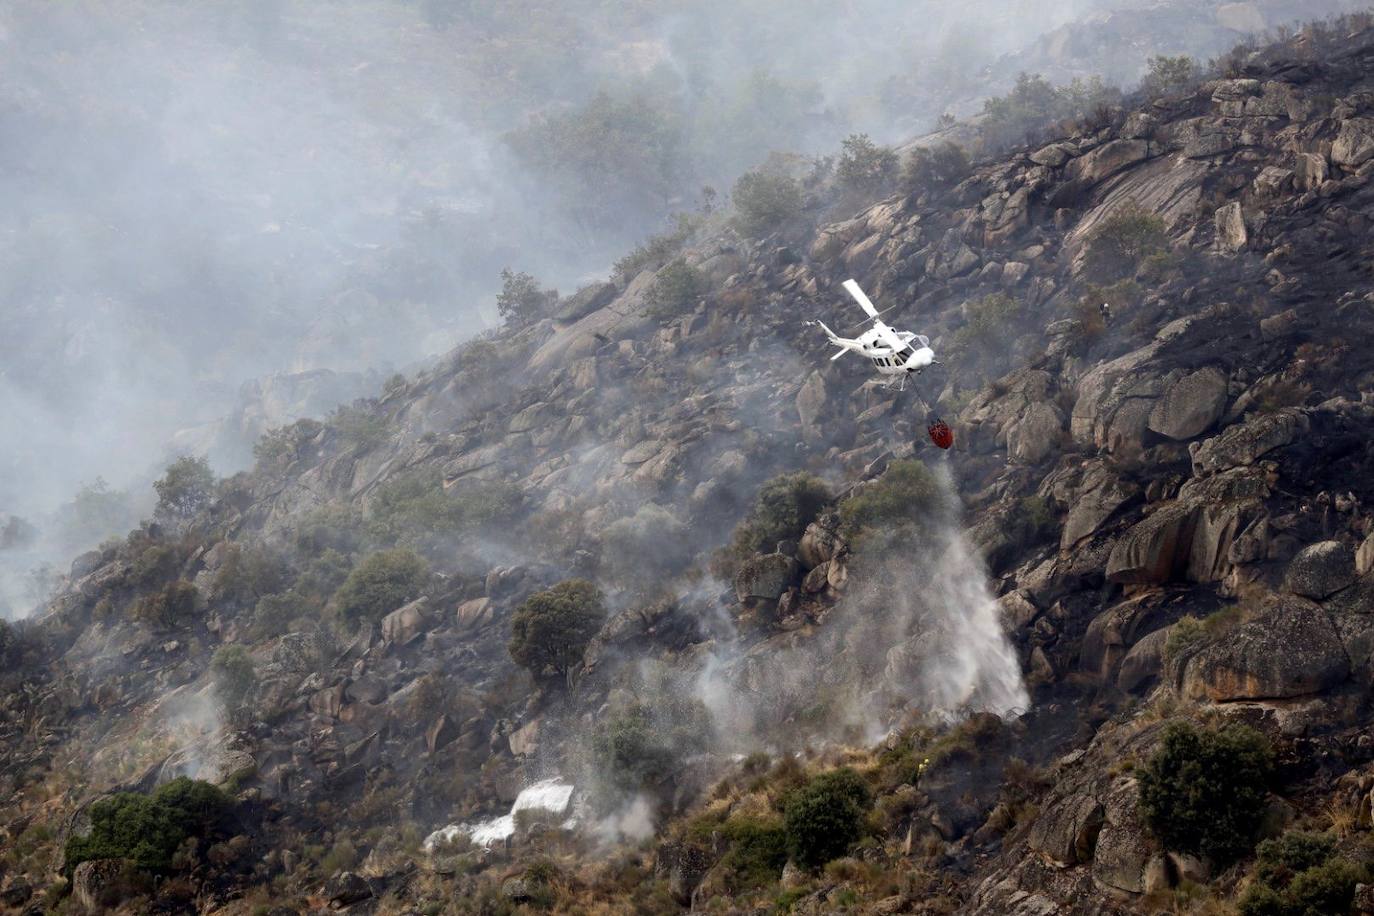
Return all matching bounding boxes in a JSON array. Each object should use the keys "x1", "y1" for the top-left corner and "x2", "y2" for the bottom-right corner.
[{"x1": 6, "y1": 13, "x2": 1374, "y2": 916}]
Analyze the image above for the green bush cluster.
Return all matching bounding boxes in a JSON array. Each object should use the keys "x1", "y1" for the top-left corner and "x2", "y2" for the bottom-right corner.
[
  {"x1": 835, "y1": 133, "x2": 899, "y2": 194},
  {"x1": 838, "y1": 460, "x2": 943, "y2": 541},
  {"x1": 508, "y1": 578, "x2": 606, "y2": 680},
  {"x1": 1081, "y1": 202, "x2": 1169, "y2": 284},
  {"x1": 366, "y1": 469, "x2": 522, "y2": 553},
  {"x1": 210, "y1": 645, "x2": 258, "y2": 713},
  {"x1": 153, "y1": 456, "x2": 216, "y2": 525},
  {"x1": 1137, "y1": 722, "x2": 1274, "y2": 866},
  {"x1": 713, "y1": 817, "x2": 789, "y2": 893},
  {"x1": 1142, "y1": 55, "x2": 1198, "y2": 98},
  {"x1": 953, "y1": 292, "x2": 1019, "y2": 352},
  {"x1": 594, "y1": 703, "x2": 677, "y2": 795},
  {"x1": 1238, "y1": 831, "x2": 1370, "y2": 916},
  {"x1": 614, "y1": 214, "x2": 699, "y2": 281},
  {"x1": 732, "y1": 166, "x2": 804, "y2": 239},
  {"x1": 782, "y1": 768, "x2": 873, "y2": 869},
  {"x1": 731, "y1": 472, "x2": 831, "y2": 557},
  {"x1": 979, "y1": 72, "x2": 1119, "y2": 149},
  {"x1": 1163, "y1": 607, "x2": 1246, "y2": 663},
  {"x1": 495, "y1": 268, "x2": 558, "y2": 326},
  {"x1": 599, "y1": 504, "x2": 693, "y2": 587},
  {"x1": 902, "y1": 142, "x2": 971, "y2": 194},
  {"x1": 64, "y1": 778, "x2": 229, "y2": 875},
  {"x1": 253, "y1": 419, "x2": 324, "y2": 469},
  {"x1": 329, "y1": 403, "x2": 390, "y2": 450},
  {"x1": 332, "y1": 548, "x2": 429, "y2": 629},
  {"x1": 131, "y1": 580, "x2": 200, "y2": 629},
  {"x1": 643, "y1": 260, "x2": 707, "y2": 319}
]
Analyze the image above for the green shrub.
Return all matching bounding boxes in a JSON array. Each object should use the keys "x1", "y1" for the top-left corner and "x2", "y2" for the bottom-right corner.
[
  {"x1": 248, "y1": 591, "x2": 310, "y2": 639},
  {"x1": 153, "y1": 456, "x2": 216, "y2": 524},
  {"x1": 614, "y1": 214, "x2": 698, "y2": 281},
  {"x1": 366, "y1": 469, "x2": 521, "y2": 552},
  {"x1": 64, "y1": 778, "x2": 228, "y2": 875},
  {"x1": 1164, "y1": 607, "x2": 1247, "y2": 663},
  {"x1": 1138, "y1": 722, "x2": 1274, "y2": 866},
  {"x1": 253, "y1": 419, "x2": 324, "y2": 469},
  {"x1": 332, "y1": 549, "x2": 429, "y2": 629},
  {"x1": 1239, "y1": 830, "x2": 1369, "y2": 916},
  {"x1": 495, "y1": 268, "x2": 557, "y2": 326},
  {"x1": 980, "y1": 72, "x2": 1118, "y2": 149},
  {"x1": 953, "y1": 292, "x2": 1019, "y2": 352},
  {"x1": 835, "y1": 133, "x2": 899, "y2": 194},
  {"x1": 131, "y1": 544, "x2": 180, "y2": 587},
  {"x1": 782, "y1": 768, "x2": 873, "y2": 869},
  {"x1": 210, "y1": 645, "x2": 257, "y2": 712},
  {"x1": 732, "y1": 166, "x2": 804, "y2": 238},
  {"x1": 211, "y1": 544, "x2": 288, "y2": 609},
  {"x1": 902, "y1": 142, "x2": 971, "y2": 193},
  {"x1": 1254, "y1": 831, "x2": 1335, "y2": 888},
  {"x1": 600, "y1": 504, "x2": 694, "y2": 586},
  {"x1": 595, "y1": 703, "x2": 676, "y2": 794},
  {"x1": 1081, "y1": 202, "x2": 1168, "y2": 284},
  {"x1": 508, "y1": 579, "x2": 606, "y2": 680},
  {"x1": 716, "y1": 817, "x2": 788, "y2": 892},
  {"x1": 731, "y1": 472, "x2": 831, "y2": 557},
  {"x1": 329, "y1": 403, "x2": 389, "y2": 450},
  {"x1": 643, "y1": 260, "x2": 706, "y2": 319},
  {"x1": 838, "y1": 460, "x2": 943, "y2": 540},
  {"x1": 1142, "y1": 55, "x2": 1198, "y2": 97},
  {"x1": 131, "y1": 580, "x2": 200, "y2": 629}
]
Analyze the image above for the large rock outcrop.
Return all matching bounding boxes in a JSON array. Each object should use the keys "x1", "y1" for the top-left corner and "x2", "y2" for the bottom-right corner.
[{"x1": 1180, "y1": 598, "x2": 1351, "y2": 701}]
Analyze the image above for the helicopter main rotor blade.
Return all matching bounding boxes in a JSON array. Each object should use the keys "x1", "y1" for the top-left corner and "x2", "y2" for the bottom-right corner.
[{"x1": 842, "y1": 279, "x2": 880, "y2": 318}]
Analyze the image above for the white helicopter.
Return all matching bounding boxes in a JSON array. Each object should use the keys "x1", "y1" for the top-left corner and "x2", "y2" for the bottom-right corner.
[{"x1": 808, "y1": 279, "x2": 936, "y2": 390}]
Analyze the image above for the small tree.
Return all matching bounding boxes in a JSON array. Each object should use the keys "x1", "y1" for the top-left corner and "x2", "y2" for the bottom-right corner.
[
  {"x1": 1081, "y1": 202, "x2": 1169, "y2": 283},
  {"x1": 508, "y1": 579, "x2": 606, "y2": 681},
  {"x1": 210, "y1": 645, "x2": 257, "y2": 715},
  {"x1": 153, "y1": 456, "x2": 215, "y2": 524},
  {"x1": 783, "y1": 768, "x2": 873, "y2": 869},
  {"x1": 496, "y1": 268, "x2": 557, "y2": 326},
  {"x1": 1143, "y1": 55, "x2": 1197, "y2": 97},
  {"x1": 332, "y1": 549, "x2": 429, "y2": 629},
  {"x1": 835, "y1": 133, "x2": 899, "y2": 194},
  {"x1": 643, "y1": 260, "x2": 706, "y2": 319},
  {"x1": 1138, "y1": 722, "x2": 1274, "y2": 866},
  {"x1": 64, "y1": 778, "x2": 229, "y2": 875},
  {"x1": 131, "y1": 580, "x2": 200, "y2": 629},
  {"x1": 838, "y1": 460, "x2": 944, "y2": 540},
  {"x1": 600, "y1": 504, "x2": 694, "y2": 587},
  {"x1": 733, "y1": 472, "x2": 832, "y2": 556},
  {"x1": 594, "y1": 703, "x2": 676, "y2": 793},
  {"x1": 732, "y1": 167, "x2": 804, "y2": 239},
  {"x1": 902, "y1": 142, "x2": 971, "y2": 194}
]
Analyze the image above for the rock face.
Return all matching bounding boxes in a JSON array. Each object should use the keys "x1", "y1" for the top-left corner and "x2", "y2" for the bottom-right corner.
[
  {"x1": 1181, "y1": 598, "x2": 1351, "y2": 701},
  {"x1": 733, "y1": 554, "x2": 799, "y2": 603},
  {"x1": 1106, "y1": 504, "x2": 1197, "y2": 584},
  {"x1": 1147, "y1": 367, "x2": 1228, "y2": 440},
  {"x1": 1091, "y1": 779, "x2": 1154, "y2": 894},
  {"x1": 1026, "y1": 793, "x2": 1103, "y2": 866},
  {"x1": 655, "y1": 839, "x2": 715, "y2": 905},
  {"x1": 72, "y1": 859, "x2": 139, "y2": 911},
  {"x1": 1191, "y1": 409, "x2": 1307, "y2": 476},
  {"x1": 381, "y1": 597, "x2": 429, "y2": 645},
  {"x1": 1284, "y1": 541, "x2": 1356, "y2": 599},
  {"x1": 325, "y1": 871, "x2": 373, "y2": 907},
  {"x1": 1214, "y1": 201, "x2": 1247, "y2": 252}
]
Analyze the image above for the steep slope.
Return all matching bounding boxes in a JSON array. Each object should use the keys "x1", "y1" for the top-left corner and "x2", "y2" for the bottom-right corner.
[{"x1": 6, "y1": 15, "x2": 1374, "y2": 916}]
